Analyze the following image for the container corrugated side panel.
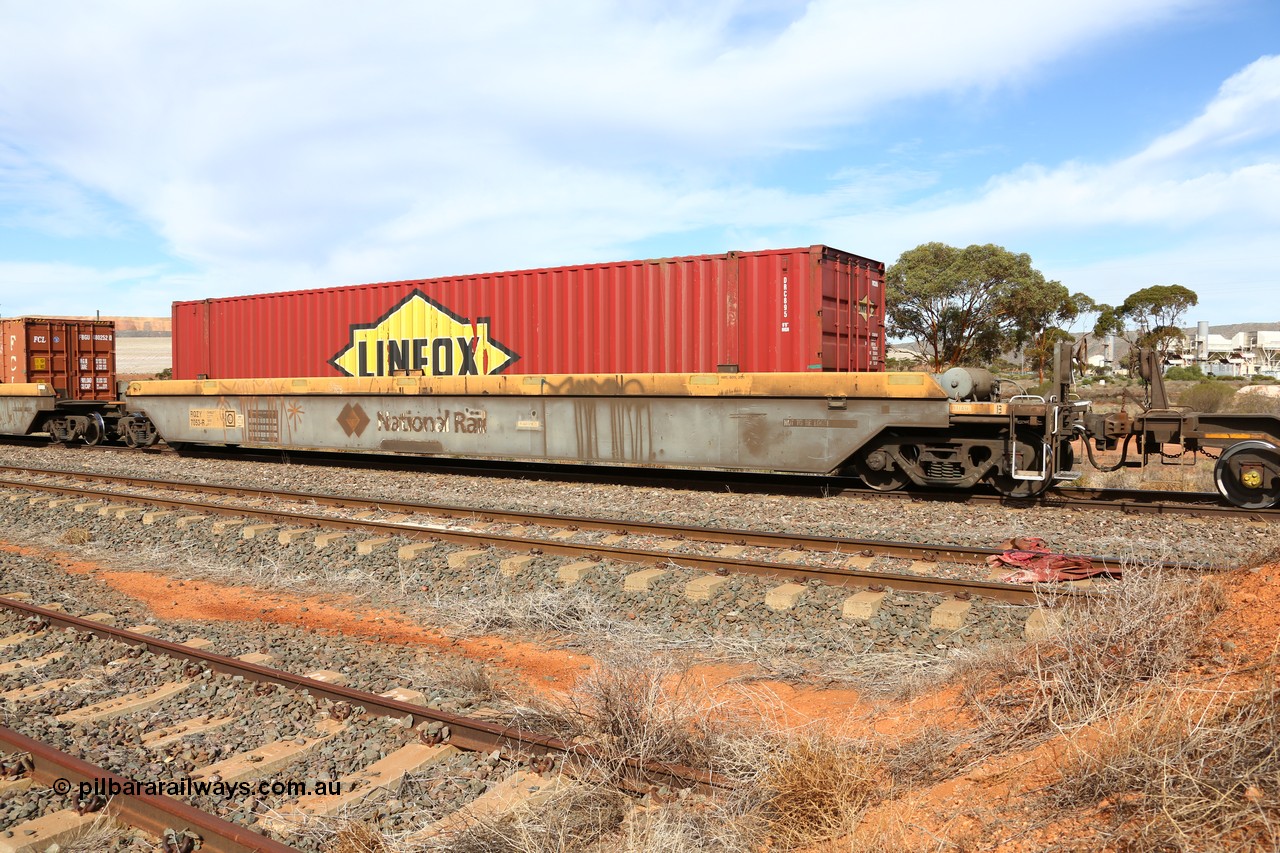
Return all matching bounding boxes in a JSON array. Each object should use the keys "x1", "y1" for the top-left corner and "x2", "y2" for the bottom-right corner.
[
  {"x1": 172, "y1": 246, "x2": 884, "y2": 379},
  {"x1": 0, "y1": 319, "x2": 116, "y2": 400}
]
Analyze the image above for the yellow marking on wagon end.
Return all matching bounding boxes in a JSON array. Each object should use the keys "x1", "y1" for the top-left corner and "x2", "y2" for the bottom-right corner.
[
  {"x1": 0, "y1": 383, "x2": 54, "y2": 397},
  {"x1": 949, "y1": 402, "x2": 1008, "y2": 416}
]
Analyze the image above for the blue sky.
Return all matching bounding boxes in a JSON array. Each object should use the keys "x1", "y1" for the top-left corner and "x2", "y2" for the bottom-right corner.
[{"x1": 0, "y1": 0, "x2": 1277, "y2": 327}]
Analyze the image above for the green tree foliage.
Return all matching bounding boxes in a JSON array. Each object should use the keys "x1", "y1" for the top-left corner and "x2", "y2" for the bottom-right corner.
[
  {"x1": 1120, "y1": 284, "x2": 1198, "y2": 355},
  {"x1": 1025, "y1": 327, "x2": 1077, "y2": 381},
  {"x1": 1015, "y1": 289, "x2": 1095, "y2": 381},
  {"x1": 885, "y1": 242, "x2": 1063, "y2": 371},
  {"x1": 1164, "y1": 364, "x2": 1204, "y2": 381},
  {"x1": 1091, "y1": 304, "x2": 1125, "y2": 339}
]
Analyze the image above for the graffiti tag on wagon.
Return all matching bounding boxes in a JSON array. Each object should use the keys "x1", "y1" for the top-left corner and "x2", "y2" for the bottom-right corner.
[
  {"x1": 329, "y1": 290, "x2": 519, "y2": 378},
  {"x1": 377, "y1": 408, "x2": 488, "y2": 435}
]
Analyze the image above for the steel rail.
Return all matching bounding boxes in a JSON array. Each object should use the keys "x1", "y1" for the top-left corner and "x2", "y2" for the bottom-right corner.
[
  {"x1": 0, "y1": 596, "x2": 725, "y2": 794},
  {"x1": 7, "y1": 447, "x2": 1275, "y2": 521},
  {"x1": 1, "y1": 465, "x2": 1064, "y2": 560},
  {"x1": 0, "y1": 724, "x2": 299, "y2": 853},
  {"x1": 6, "y1": 466, "x2": 1177, "y2": 570},
  {"x1": 1042, "y1": 486, "x2": 1280, "y2": 521},
  {"x1": 0, "y1": 475, "x2": 1112, "y2": 602}
]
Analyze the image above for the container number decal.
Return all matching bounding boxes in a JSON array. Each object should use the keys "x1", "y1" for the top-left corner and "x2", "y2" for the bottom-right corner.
[
  {"x1": 329, "y1": 290, "x2": 519, "y2": 378},
  {"x1": 190, "y1": 409, "x2": 243, "y2": 429}
]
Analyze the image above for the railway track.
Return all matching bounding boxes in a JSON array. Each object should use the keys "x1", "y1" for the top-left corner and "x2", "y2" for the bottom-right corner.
[
  {"x1": 13, "y1": 439, "x2": 1275, "y2": 522},
  {"x1": 0, "y1": 595, "x2": 718, "y2": 851},
  {"x1": 0, "y1": 466, "x2": 1147, "y2": 605},
  {"x1": 1, "y1": 725, "x2": 293, "y2": 853}
]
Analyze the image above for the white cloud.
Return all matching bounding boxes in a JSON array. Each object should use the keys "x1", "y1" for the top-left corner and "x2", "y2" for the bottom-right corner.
[
  {"x1": 811, "y1": 54, "x2": 1280, "y2": 319},
  {"x1": 1137, "y1": 54, "x2": 1280, "y2": 164},
  {"x1": 1045, "y1": 232, "x2": 1280, "y2": 324},
  {"x1": 0, "y1": 0, "x2": 1200, "y2": 284},
  {"x1": 0, "y1": 145, "x2": 123, "y2": 237},
  {"x1": 0, "y1": 261, "x2": 171, "y2": 316}
]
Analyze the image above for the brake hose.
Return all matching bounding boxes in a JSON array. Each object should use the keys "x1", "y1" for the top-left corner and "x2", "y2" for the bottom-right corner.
[{"x1": 1076, "y1": 424, "x2": 1135, "y2": 473}]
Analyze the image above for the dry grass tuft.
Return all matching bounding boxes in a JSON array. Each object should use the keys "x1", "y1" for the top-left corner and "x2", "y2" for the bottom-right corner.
[
  {"x1": 755, "y1": 733, "x2": 884, "y2": 849},
  {"x1": 1051, "y1": 678, "x2": 1280, "y2": 851},
  {"x1": 330, "y1": 820, "x2": 391, "y2": 853},
  {"x1": 445, "y1": 660, "x2": 497, "y2": 702},
  {"x1": 55, "y1": 814, "x2": 130, "y2": 852},
  {"x1": 404, "y1": 657, "x2": 500, "y2": 705},
  {"x1": 429, "y1": 784, "x2": 627, "y2": 853},
  {"x1": 59, "y1": 526, "x2": 91, "y2": 544},
  {"x1": 616, "y1": 799, "x2": 762, "y2": 852},
  {"x1": 961, "y1": 570, "x2": 1220, "y2": 748},
  {"x1": 426, "y1": 583, "x2": 615, "y2": 639}
]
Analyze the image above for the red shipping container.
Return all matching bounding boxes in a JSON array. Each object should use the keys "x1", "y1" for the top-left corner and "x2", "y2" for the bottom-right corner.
[
  {"x1": 173, "y1": 245, "x2": 884, "y2": 380},
  {"x1": 0, "y1": 318, "x2": 116, "y2": 401}
]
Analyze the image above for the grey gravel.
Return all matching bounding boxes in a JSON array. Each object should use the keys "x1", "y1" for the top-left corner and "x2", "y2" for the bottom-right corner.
[
  {"x1": 0, "y1": 611, "x2": 525, "y2": 852},
  {"x1": 1, "y1": 443, "x2": 1272, "y2": 567}
]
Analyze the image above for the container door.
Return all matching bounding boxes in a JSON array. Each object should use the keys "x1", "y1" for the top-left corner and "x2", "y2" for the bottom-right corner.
[
  {"x1": 817, "y1": 249, "x2": 884, "y2": 372},
  {"x1": 818, "y1": 250, "x2": 852, "y2": 370},
  {"x1": 79, "y1": 323, "x2": 116, "y2": 400},
  {"x1": 26, "y1": 321, "x2": 69, "y2": 397}
]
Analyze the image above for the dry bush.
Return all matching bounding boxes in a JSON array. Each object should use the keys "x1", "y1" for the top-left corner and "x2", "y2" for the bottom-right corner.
[
  {"x1": 883, "y1": 724, "x2": 973, "y2": 789},
  {"x1": 961, "y1": 571, "x2": 1220, "y2": 747},
  {"x1": 425, "y1": 584, "x2": 615, "y2": 639},
  {"x1": 754, "y1": 732, "x2": 884, "y2": 849},
  {"x1": 331, "y1": 820, "x2": 392, "y2": 853},
  {"x1": 510, "y1": 646, "x2": 723, "y2": 781},
  {"x1": 429, "y1": 784, "x2": 627, "y2": 853},
  {"x1": 845, "y1": 648, "x2": 986, "y2": 702},
  {"x1": 1178, "y1": 380, "x2": 1237, "y2": 413},
  {"x1": 611, "y1": 799, "x2": 762, "y2": 853},
  {"x1": 55, "y1": 814, "x2": 131, "y2": 852},
  {"x1": 60, "y1": 526, "x2": 91, "y2": 544},
  {"x1": 403, "y1": 657, "x2": 500, "y2": 704},
  {"x1": 1050, "y1": 679, "x2": 1280, "y2": 851},
  {"x1": 1230, "y1": 390, "x2": 1280, "y2": 414}
]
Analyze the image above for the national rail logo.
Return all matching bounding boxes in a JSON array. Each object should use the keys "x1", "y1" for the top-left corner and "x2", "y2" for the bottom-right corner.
[{"x1": 329, "y1": 290, "x2": 519, "y2": 378}]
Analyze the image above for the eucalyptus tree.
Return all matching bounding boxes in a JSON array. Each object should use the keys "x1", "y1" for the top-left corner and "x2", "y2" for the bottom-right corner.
[{"x1": 885, "y1": 242, "x2": 1068, "y2": 372}]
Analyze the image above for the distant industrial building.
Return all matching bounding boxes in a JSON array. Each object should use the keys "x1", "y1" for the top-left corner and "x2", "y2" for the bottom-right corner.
[
  {"x1": 1087, "y1": 322, "x2": 1280, "y2": 378},
  {"x1": 1169, "y1": 322, "x2": 1280, "y2": 377}
]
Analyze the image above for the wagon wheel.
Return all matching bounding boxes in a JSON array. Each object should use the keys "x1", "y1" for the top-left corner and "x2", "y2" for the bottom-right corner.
[
  {"x1": 851, "y1": 447, "x2": 910, "y2": 492},
  {"x1": 82, "y1": 413, "x2": 106, "y2": 446},
  {"x1": 989, "y1": 430, "x2": 1053, "y2": 499},
  {"x1": 1057, "y1": 438, "x2": 1075, "y2": 474},
  {"x1": 1214, "y1": 440, "x2": 1280, "y2": 510}
]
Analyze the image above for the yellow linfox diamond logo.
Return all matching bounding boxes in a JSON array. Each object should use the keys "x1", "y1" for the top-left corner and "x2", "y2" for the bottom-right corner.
[{"x1": 329, "y1": 290, "x2": 519, "y2": 377}]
